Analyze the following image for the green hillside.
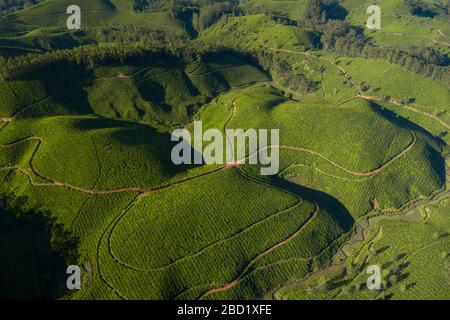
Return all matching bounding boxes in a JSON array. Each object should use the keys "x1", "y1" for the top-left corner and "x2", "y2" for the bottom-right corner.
[
  {"x1": 0, "y1": 0, "x2": 188, "y2": 55},
  {"x1": 0, "y1": 0, "x2": 449, "y2": 301},
  {"x1": 277, "y1": 184, "x2": 450, "y2": 300}
]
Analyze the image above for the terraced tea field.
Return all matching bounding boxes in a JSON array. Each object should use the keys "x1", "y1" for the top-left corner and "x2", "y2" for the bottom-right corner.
[{"x1": 0, "y1": 0, "x2": 449, "y2": 301}]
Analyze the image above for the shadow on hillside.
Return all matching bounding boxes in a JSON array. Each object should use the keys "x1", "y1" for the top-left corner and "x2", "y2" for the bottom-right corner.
[
  {"x1": 72, "y1": 117, "x2": 204, "y2": 177},
  {"x1": 368, "y1": 101, "x2": 446, "y2": 185},
  {"x1": 137, "y1": 78, "x2": 167, "y2": 105},
  {"x1": 154, "y1": 172, "x2": 354, "y2": 300},
  {"x1": 326, "y1": 3, "x2": 349, "y2": 20},
  {"x1": 43, "y1": 64, "x2": 95, "y2": 115},
  {"x1": 0, "y1": 194, "x2": 79, "y2": 300},
  {"x1": 368, "y1": 101, "x2": 445, "y2": 145},
  {"x1": 20, "y1": 63, "x2": 95, "y2": 116},
  {"x1": 268, "y1": 175, "x2": 354, "y2": 232}
]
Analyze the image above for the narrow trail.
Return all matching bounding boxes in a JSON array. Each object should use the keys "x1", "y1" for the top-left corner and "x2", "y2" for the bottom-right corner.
[
  {"x1": 253, "y1": 34, "x2": 358, "y2": 89},
  {"x1": 189, "y1": 64, "x2": 245, "y2": 77},
  {"x1": 271, "y1": 166, "x2": 450, "y2": 299},
  {"x1": 106, "y1": 166, "x2": 305, "y2": 272},
  {"x1": 68, "y1": 138, "x2": 104, "y2": 230},
  {"x1": 193, "y1": 82, "x2": 416, "y2": 298},
  {"x1": 359, "y1": 94, "x2": 450, "y2": 131},
  {"x1": 379, "y1": 31, "x2": 450, "y2": 47},
  {"x1": 0, "y1": 135, "x2": 229, "y2": 195},
  {"x1": 89, "y1": 93, "x2": 418, "y2": 291},
  {"x1": 93, "y1": 66, "x2": 153, "y2": 81},
  {"x1": 104, "y1": 97, "x2": 320, "y2": 275},
  {"x1": 433, "y1": 28, "x2": 450, "y2": 39},
  {"x1": 198, "y1": 197, "x2": 319, "y2": 300},
  {"x1": 0, "y1": 52, "x2": 443, "y2": 299},
  {"x1": 252, "y1": 32, "x2": 450, "y2": 132},
  {"x1": 95, "y1": 194, "x2": 143, "y2": 301},
  {"x1": 5, "y1": 96, "x2": 52, "y2": 119},
  {"x1": 228, "y1": 99, "x2": 416, "y2": 178},
  {"x1": 0, "y1": 82, "x2": 418, "y2": 198},
  {"x1": 277, "y1": 135, "x2": 415, "y2": 178},
  {"x1": 202, "y1": 37, "x2": 450, "y2": 297},
  {"x1": 195, "y1": 98, "x2": 321, "y2": 300}
]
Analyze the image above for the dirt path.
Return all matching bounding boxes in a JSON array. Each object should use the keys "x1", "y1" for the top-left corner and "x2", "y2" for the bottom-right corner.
[
  {"x1": 279, "y1": 135, "x2": 415, "y2": 177},
  {"x1": 379, "y1": 31, "x2": 450, "y2": 47},
  {"x1": 271, "y1": 166, "x2": 450, "y2": 299},
  {"x1": 434, "y1": 28, "x2": 449, "y2": 38},
  {"x1": 194, "y1": 101, "x2": 323, "y2": 300},
  {"x1": 190, "y1": 65, "x2": 245, "y2": 77},
  {"x1": 0, "y1": 135, "x2": 230, "y2": 195},
  {"x1": 229, "y1": 98, "x2": 416, "y2": 177},
  {"x1": 198, "y1": 199, "x2": 319, "y2": 300},
  {"x1": 0, "y1": 72, "x2": 442, "y2": 300},
  {"x1": 253, "y1": 34, "x2": 358, "y2": 88},
  {"x1": 240, "y1": 136, "x2": 417, "y2": 178},
  {"x1": 253, "y1": 33, "x2": 450, "y2": 132},
  {"x1": 359, "y1": 93, "x2": 450, "y2": 131},
  {"x1": 176, "y1": 95, "x2": 415, "y2": 297},
  {"x1": 106, "y1": 166, "x2": 306, "y2": 272}
]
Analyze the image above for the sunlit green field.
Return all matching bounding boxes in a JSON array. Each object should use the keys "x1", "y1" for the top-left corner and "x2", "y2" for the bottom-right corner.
[{"x1": 0, "y1": 0, "x2": 449, "y2": 300}]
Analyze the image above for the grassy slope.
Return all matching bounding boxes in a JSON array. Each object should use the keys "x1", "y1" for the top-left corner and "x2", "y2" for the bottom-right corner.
[
  {"x1": 0, "y1": 56, "x2": 351, "y2": 299},
  {"x1": 0, "y1": 0, "x2": 187, "y2": 55},
  {"x1": 198, "y1": 85, "x2": 444, "y2": 217},
  {"x1": 240, "y1": 0, "x2": 307, "y2": 20},
  {"x1": 278, "y1": 189, "x2": 450, "y2": 300},
  {"x1": 0, "y1": 2, "x2": 448, "y2": 300},
  {"x1": 0, "y1": 55, "x2": 268, "y2": 126},
  {"x1": 342, "y1": 0, "x2": 450, "y2": 55}
]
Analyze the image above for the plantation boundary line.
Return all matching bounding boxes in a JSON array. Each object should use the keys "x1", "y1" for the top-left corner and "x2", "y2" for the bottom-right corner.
[
  {"x1": 0, "y1": 90, "x2": 417, "y2": 196},
  {"x1": 0, "y1": 135, "x2": 230, "y2": 195},
  {"x1": 68, "y1": 137, "x2": 104, "y2": 230},
  {"x1": 0, "y1": 86, "x2": 441, "y2": 300},
  {"x1": 31, "y1": 139, "x2": 228, "y2": 194},
  {"x1": 0, "y1": 95, "x2": 52, "y2": 124},
  {"x1": 433, "y1": 28, "x2": 450, "y2": 39},
  {"x1": 106, "y1": 168, "x2": 306, "y2": 272},
  {"x1": 359, "y1": 93, "x2": 450, "y2": 131},
  {"x1": 378, "y1": 31, "x2": 450, "y2": 47},
  {"x1": 194, "y1": 157, "x2": 319, "y2": 299},
  {"x1": 94, "y1": 193, "x2": 143, "y2": 300},
  {"x1": 197, "y1": 166, "x2": 320, "y2": 300},
  {"x1": 92, "y1": 65, "x2": 154, "y2": 81},
  {"x1": 1, "y1": 15, "x2": 448, "y2": 300},
  {"x1": 247, "y1": 231, "x2": 353, "y2": 300},
  {"x1": 272, "y1": 174, "x2": 450, "y2": 299},
  {"x1": 280, "y1": 163, "x2": 371, "y2": 182},
  {"x1": 252, "y1": 32, "x2": 359, "y2": 89},
  {"x1": 189, "y1": 64, "x2": 247, "y2": 77},
  {"x1": 251, "y1": 31, "x2": 450, "y2": 131},
  {"x1": 187, "y1": 62, "x2": 203, "y2": 76},
  {"x1": 228, "y1": 97, "x2": 417, "y2": 177},
  {"x1": 240, "y1": 135, "x2": 417, "y2": 178}
]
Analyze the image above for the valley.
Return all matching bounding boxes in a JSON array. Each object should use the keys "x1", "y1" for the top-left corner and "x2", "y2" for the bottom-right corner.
[{"x1": 0, "y1": 0, "x2": 448, "y2": 301}]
